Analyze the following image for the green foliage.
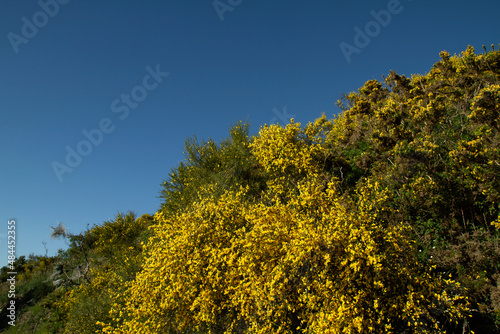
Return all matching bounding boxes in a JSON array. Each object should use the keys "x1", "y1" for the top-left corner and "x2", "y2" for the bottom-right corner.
[
  {"x1": 0, "y1": 270, "x2": 56, "y2": 332},
  {"x1": 89, "y1": 211, "x2": 147, "y2": 259},
  {"x1": 50, "y1": 211, "x2": 150, "y2": 333},
  {"x1": 0, "y1": 256, "x2": 27, "y2": 282}
]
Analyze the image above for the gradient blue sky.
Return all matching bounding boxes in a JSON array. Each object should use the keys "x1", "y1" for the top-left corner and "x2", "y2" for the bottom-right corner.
[{"x1": 1, "y1": 0, "x2": 499, "y2": 267}]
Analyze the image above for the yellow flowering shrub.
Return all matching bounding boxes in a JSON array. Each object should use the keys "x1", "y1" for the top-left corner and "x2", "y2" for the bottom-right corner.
[
  {"x1": 104, "y1": 187, "x2": 249, "y2": 333},
  {"x1": 52, "y1": 212, "x2": 149, "y2": 333},
  {"x1": 330, "y1": 46, "x2": 500, "y2": 330},
  {"x1": 230, "y1": 179, "x2": 467, "y2": 333},
  {"x1": 105, "y1": 123, "x2": 469, "y2": 333},
  {"x1": 56, "y1": 267, "x2": 122, "y2": 333}
]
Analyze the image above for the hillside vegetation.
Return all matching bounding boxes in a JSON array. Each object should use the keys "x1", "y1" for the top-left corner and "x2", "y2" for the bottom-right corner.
[{"x1": 1, "y1": 45, "x2": 500, "y2": 333}]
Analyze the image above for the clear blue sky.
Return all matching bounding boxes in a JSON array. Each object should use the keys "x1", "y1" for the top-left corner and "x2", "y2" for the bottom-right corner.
[{"x1": 1, "y1": 0, "x2": 499, "y2": 267}]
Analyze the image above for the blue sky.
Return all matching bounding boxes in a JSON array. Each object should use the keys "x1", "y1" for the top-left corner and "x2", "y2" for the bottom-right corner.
[{"x1": 1, "y1": 0, "x2": 499, "y2": 267}]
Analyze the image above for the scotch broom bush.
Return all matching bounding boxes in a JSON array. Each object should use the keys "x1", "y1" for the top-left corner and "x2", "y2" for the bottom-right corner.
[{"x1": 105, "y1": 116, "x2": 471, "y2": 333}]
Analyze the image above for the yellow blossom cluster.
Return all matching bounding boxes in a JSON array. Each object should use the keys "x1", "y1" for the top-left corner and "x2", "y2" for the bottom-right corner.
[{"x1": 104, "y1": 122, "x2": 469, "y2": 333}]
